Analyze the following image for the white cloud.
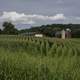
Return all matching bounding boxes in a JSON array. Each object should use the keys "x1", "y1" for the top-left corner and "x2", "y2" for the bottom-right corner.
[
  {"x1": 0, "y1": 11, "x2": 35, "y2": 24},
  {"x1": 48, "y1": 14, "x2": 66, "y2": 20},
  {"x1": 26, "y1": 13, "x2": 66, "y2": 20},
  {"x1": 1, "y1": 11, "x2": 26, "y2": 21},
  {"x1": 0, "y1": 11, "x2": 66, "y2": 25}
]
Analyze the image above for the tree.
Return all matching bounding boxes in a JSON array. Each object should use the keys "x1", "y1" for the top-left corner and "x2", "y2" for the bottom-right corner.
[
  {"x1": 0, "y1": 29, "x2": 2, "y2": 34},
  {"x1": 2, "y1": 22, "x2": 18, "y2": 35}
]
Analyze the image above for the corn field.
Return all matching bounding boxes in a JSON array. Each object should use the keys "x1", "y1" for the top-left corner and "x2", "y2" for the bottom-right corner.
[{"x1": 0, "y1": 35, "x2": 80, "y2": 80}]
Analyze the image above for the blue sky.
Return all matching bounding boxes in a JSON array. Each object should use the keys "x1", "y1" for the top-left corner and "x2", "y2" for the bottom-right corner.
[{"x1": 0, "y1": 0, "x2": 80, "y2": 29}]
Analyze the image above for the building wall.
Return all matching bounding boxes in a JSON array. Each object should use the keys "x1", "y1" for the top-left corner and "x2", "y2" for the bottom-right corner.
[
  {"x1": 35, "y1": 34, "x2": 43, "y2": 37},
  {"x1": 55, "y1": 30, "x2": 71, "y2": 39}
]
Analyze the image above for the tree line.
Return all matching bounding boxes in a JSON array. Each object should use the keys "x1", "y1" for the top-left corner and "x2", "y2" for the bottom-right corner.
[
  {"x1": 20, "y1": 24, "x2": 80, "y2": 38},
  {"x1": 0, "y1": 21, "x2": 80, "y2": 38}
]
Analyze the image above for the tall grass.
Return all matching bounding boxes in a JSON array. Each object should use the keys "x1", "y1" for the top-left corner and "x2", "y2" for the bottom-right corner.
[{"x1": 0, "y1": 35, "x2": 80, "y2": 80}]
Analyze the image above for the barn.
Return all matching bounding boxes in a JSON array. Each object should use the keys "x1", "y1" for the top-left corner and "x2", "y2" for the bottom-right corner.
[
  {"x1": 55, "y1": 28, "x2": 71, "y2": 39},
  {"x1": 35, "y1": 34, "x2": 43, "y2": 37}
]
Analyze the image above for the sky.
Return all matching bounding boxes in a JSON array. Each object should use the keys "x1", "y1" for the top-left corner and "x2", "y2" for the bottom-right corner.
[{"x1": 0, "y1": 0, "x2": 80, "y2": 29}]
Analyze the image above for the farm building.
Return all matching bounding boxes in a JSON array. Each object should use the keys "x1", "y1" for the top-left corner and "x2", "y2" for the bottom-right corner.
[
  {"x1": 55, "y1": 28, "x2": 71, "y2": 39},
  {"x1": 35, "y1": 34, "x2": 43, "y2": 37}
]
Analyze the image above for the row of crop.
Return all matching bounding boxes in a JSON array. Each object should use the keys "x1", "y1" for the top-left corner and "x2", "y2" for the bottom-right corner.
[
  {"x1": 0, "y1": 48, "x2": 80, "y2": 80},
  {"x1": 0, "y1": 36, "x2": 80, "y2": 57}
]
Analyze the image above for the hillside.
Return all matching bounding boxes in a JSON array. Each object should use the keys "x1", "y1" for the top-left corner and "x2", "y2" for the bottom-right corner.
[{"x1": 20, "y1": 24, "x2": 80, "y2": 38}]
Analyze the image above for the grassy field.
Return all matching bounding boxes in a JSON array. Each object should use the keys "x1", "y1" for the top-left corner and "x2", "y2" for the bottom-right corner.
[{"x1": 0, "y1": 35, "x2": 80, "y2": 80}]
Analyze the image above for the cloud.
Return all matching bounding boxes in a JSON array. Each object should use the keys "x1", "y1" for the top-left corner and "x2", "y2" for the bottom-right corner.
[
  {"x1": 0, "y1": 11, "x2": 66, "y2": 25},
  {"x1": 0, "y1": 12, "x2": 35, "y2": 24},
  {"x1": 27, "y1": 14, "x2": 66, "y2": 20}
]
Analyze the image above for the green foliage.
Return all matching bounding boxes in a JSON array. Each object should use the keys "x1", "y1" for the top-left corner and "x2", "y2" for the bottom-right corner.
[
  {"x1": 0, "y1": 35, "x2": 80, "y2": 80},
  {"x1": 20, "y1": 24, "x2": 80, "y2": 38},
  {"x1": 2, "y1": 21, "x2": 18, "y2": 35}
]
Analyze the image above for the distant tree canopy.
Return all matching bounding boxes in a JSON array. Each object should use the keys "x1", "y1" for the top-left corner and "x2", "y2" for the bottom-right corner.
[
  {"x1": 0, "y1": 22, "x2": 80, "y2": 38},
  {"x1": 2, "y1": 22, "x2": 18, "y2": 35},
  {"x1": 20, "y1": 24, "x2": 80, "y2": 38}
]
